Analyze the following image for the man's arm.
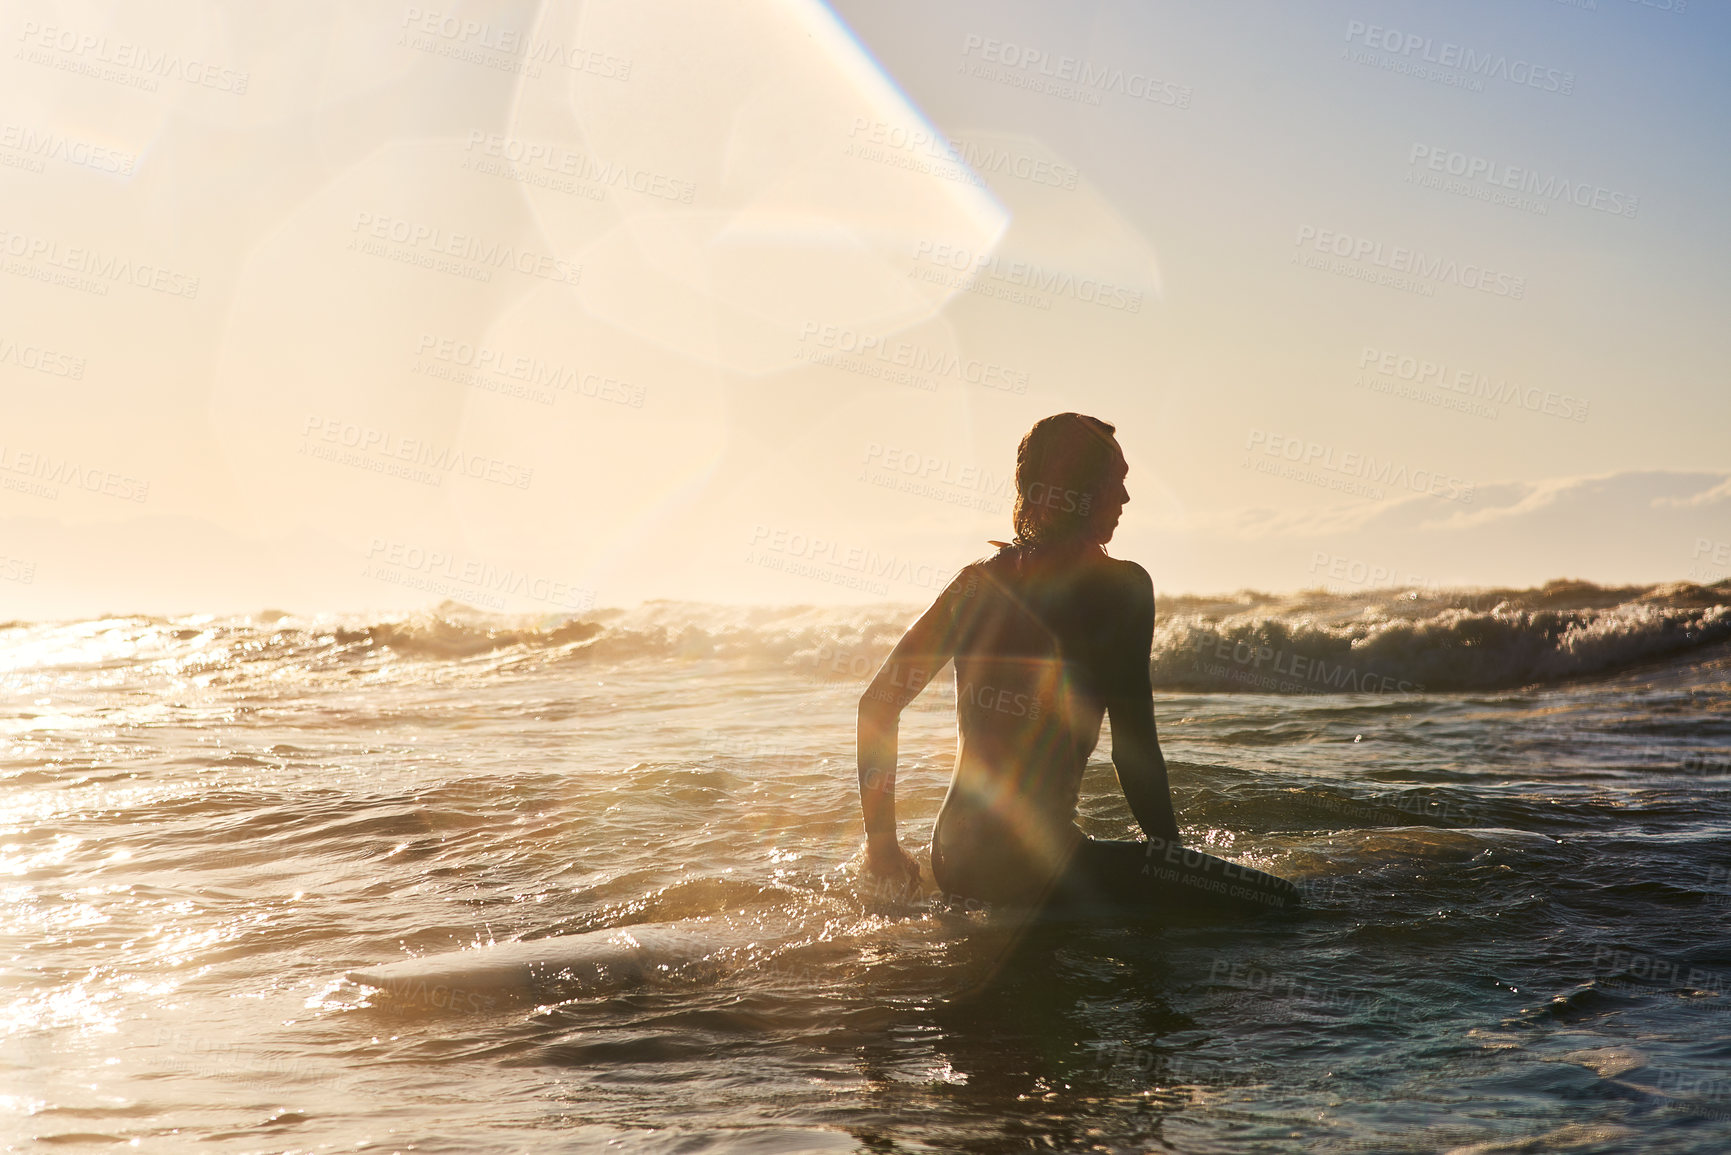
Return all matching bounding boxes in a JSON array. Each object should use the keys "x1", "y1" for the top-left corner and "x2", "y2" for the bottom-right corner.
[
  {"x1": 857, "y1": 569, "x2": 969, "y2": 878},
  {"x1": 1104, "y1": 564, "x2": 1182, "y2": 845}
]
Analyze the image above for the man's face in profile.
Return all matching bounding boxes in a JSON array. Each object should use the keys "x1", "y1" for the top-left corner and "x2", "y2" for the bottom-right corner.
[{"x1": 1090, "y1": 440, "x2": 1130, "y2": 545}]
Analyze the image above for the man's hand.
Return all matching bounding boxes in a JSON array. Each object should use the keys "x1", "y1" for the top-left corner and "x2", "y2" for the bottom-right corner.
[{"x1": 862, "y1": 834, "x2": 921, "y2": 901}]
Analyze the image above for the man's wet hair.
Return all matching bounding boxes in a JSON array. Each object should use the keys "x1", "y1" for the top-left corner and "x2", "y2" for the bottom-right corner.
[{"x1": 1011, "y1": 412, "x2": 1118, "y2": 548}]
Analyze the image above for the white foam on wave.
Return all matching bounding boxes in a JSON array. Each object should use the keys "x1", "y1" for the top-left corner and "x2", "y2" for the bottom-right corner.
[
  {"x1": 9, "y1": 578, "x2": 1727, "y2": 692},
  {"x1": 1152, "y1": 597, "x2": 1731, "y2": 692}
]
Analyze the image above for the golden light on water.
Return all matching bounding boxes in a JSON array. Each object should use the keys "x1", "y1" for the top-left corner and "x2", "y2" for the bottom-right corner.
[{"x1": 2, "y1": 3, "x2": 1728, "y2": 1151}]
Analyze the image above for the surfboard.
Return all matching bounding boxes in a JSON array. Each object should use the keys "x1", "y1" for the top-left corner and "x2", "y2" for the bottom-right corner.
[
  {"x1": 934, "y1": 841, "x2": 1305, "y2": 917},
  {"x1": 345, "y1": 921, "x2": 743, "y2": 1011},
  {"x1": 1011, "y1": 840, "x2": 1304, "y2": 918},
  {"x1": 346, "y1": 851, "x2": 1299, "y2": 1011},
  {"x1": 1129, "y1": 845, "x2": 1303, "y2": 914}
]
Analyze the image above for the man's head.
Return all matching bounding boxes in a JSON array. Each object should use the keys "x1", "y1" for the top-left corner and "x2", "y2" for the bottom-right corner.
[{"x1": 1012, "y1": 413, "x2": 1128, "y2": 548}]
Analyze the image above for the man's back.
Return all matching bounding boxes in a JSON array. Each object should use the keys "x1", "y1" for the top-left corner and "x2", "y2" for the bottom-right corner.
[
  {"x1": 857, "y1": 414, "x2": 1179, "y2": 906},
  {"x1": 931, "y1": 544, "x2": 1150, "y2": 903}
]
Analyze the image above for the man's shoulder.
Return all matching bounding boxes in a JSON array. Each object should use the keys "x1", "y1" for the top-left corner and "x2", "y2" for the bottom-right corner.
[
  {"x1": 1091, "y1": 555, "x2": 1154, "y2": 605},
  {"x1": 1101, "y1": 555, "x2": 1152, "y2": 586},
  {"x1": 958, "y1": 544, "x2": 1017, "y2": 585}
]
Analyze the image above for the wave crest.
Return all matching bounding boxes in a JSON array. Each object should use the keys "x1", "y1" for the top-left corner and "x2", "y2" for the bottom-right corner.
[
  {"x1": 1153, "y1": 598, "x2": 1731, "y2": 693},
  {"x1": 5, "y1": 580, "x2": 1726, "y2": 692}
]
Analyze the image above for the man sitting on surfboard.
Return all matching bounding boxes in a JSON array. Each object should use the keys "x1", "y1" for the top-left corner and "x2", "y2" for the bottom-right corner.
[{"x1": 857, "y1": 412, "x2": 1186, "y2": 910}]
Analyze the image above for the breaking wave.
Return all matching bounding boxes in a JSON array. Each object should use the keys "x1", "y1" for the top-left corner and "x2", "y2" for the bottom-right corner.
[
  {"x1": 1151, "y1": 589, "x2": 1731, "y2": 693},
  {"x1": 2, "y1": 579, "x2": 1726, "y2": 693}
]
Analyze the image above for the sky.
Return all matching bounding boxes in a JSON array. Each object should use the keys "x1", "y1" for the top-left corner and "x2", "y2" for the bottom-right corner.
[{"x1": 1, "y1": 0, "x2": 1727, "y2": 618}]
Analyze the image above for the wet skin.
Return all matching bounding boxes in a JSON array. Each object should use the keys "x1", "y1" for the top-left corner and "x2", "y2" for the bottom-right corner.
[{"x1": 857, "y1": 443, "x2": 1181, "y2": 905}]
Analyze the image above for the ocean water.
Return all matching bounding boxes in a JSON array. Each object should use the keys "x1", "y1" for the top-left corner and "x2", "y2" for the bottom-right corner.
[{"x1": 4, "y1": 580, "x2": 1731, "y2": 1153}]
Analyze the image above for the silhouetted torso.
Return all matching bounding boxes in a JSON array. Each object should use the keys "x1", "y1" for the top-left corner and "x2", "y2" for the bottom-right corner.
[{"x1": 931, "y1": 543, "x2": 1148, "y2": 904}]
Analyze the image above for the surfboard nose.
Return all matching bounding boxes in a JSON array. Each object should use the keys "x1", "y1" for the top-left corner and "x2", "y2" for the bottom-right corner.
[{"x1": 345, "y1": 921, "x2": 741, "y2": 1010}]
